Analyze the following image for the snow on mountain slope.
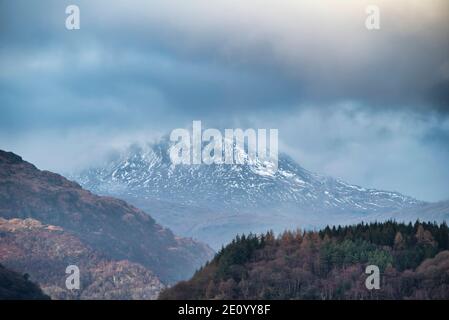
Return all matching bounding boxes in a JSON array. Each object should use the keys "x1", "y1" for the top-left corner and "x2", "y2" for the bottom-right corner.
[{"x1": 71, "y1": 140, "x2": 423, "y2": 249}]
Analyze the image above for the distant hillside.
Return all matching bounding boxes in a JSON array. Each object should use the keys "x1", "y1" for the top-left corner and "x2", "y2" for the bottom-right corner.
[
  {"x1": 0, "y1": 218, "x2": 164, "y2": 299},
  {"x1": 0, "y1": 150, "x2": 214, "y2": 284},
  {"x1": 0, "y1": 263, "x2": 49, "y2": 300},
  {"x1": 160, "y1": 221, "x2": 449, "y2": 300},
  {"x1": 378, "y1": 200, "x2": 449, "y2": 223}
]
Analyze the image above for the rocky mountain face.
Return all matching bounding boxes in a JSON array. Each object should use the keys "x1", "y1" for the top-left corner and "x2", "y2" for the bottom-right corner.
[
  {"x1": 72, "y1": 141, "x2": 423, "y2": 249},
  {"x1": 0, "y1": 262, "x2": 50, "y2": 300},
  {"x1": 0, "y1": 150, "x2": 214, "y2": 287},
  {"x1": 0, "y1": 218, "x2": 164, "y2": 299}
]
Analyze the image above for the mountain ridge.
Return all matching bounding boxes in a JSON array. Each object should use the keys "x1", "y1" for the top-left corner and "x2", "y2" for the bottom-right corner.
[
  {"x1": 0, "y1": 149, "x2": 214, "y2": 284},
  {"x1": 71, "y1": 140, "x2": 425, "y2": 249}
]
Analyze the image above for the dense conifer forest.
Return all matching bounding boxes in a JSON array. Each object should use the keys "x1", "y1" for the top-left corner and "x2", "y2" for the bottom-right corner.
[{"x1": 160, "y1": 221, "x2": 449, "y2": 299}]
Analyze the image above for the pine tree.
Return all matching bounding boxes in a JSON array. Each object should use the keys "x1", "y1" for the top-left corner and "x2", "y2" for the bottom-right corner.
[{"x1": 394, "y1": 231, "x2": 405, "y2": 250}]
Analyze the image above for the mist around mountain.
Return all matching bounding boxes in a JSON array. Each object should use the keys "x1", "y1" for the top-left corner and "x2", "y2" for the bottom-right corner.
[
  {"x1": 1, "y1": 144, "x2": 447, "y2": 300},
  {"x1": 374, "y1": 201, "x2": 449, "y2": 223},
  {"x1": 159, "y1": 220, "x2": 449, "y2": 300},
  {"x1": 0, "y1": 149, "x2": 214, "y2": 299},
  {"x1": 72, "y1": 140, "x2": 439, "y2": 250}
]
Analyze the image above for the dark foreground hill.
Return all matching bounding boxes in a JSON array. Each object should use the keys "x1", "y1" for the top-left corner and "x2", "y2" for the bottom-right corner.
[
  {"x1": 0, "y1": 263, "x2": 49, "y2": 300},
  {"x1": 0, "y1": 150, "x2": 213, "y2": 285},
  {"x1": 160, "y1": 221, "x2": 449, "y2": 299}
]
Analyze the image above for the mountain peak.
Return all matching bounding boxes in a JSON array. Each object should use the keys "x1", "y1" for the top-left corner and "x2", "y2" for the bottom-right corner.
[{"x1": 71, "y1": 140, "x2": 423, "y2": 249}]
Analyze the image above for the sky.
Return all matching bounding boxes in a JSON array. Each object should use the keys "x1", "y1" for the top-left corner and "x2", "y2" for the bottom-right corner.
[{"x1": 0, "y1": 0, "x2": 448, "y2": 202}]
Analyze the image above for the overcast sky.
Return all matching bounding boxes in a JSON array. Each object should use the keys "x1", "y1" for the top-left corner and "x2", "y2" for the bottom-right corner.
[{"x1": 1, "y1": 0, "x2": 448, "y2": 201}]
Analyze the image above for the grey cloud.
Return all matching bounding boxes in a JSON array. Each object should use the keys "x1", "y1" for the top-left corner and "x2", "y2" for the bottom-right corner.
[
  {"x1": 2, "y1": 0, "x2": 449, "y2": 116},
  {"x1": 1, "y1": 0, "x2": 449, "y2": 201}
]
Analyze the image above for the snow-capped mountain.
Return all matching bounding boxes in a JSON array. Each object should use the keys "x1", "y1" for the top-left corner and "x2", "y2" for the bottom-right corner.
[{"x1": 71, "y1": 139, "x2": 423, "y2": 249}]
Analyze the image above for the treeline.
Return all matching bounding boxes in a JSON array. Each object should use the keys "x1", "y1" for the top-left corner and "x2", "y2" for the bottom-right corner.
[{"x1": 159, "y1": 221, "x2": 449, "y2": 300}]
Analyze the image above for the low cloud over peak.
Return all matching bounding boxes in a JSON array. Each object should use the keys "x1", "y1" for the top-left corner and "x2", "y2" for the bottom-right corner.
[{"x1": 0, "y1": 0, "x2": 448, "y2": 201}]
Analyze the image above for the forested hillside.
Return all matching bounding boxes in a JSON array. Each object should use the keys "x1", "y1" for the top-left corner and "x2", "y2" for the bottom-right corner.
[
  {"x1": 0, "y1": 218, "x2": 164, "y2": 299},
  {"x1": 160, "y1": 221, "x2": 449, "y2": 299},
  {"x1": 0, "y1": 150, "x2": 213, "y2": 285}
]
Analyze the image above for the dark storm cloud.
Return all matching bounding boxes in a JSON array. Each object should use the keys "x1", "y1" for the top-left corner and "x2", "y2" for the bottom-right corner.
[
  {"x1": 1, "y1": 0, "x2": 449, "y2": 201},
  {"x1": 2, "y1": 0, "x2": 449, "y2": 122},
  {"x1": 428, "y1": 79, "x2": 449, "y2": 113}
]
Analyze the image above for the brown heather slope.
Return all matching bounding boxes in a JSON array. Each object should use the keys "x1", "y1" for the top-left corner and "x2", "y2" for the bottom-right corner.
[
  {"x1": 0, "y1": 150, "x2": 214, "y2": 284},
  {"x1": 0, "y1": 218, "x2": 164, "y2": 299}
]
